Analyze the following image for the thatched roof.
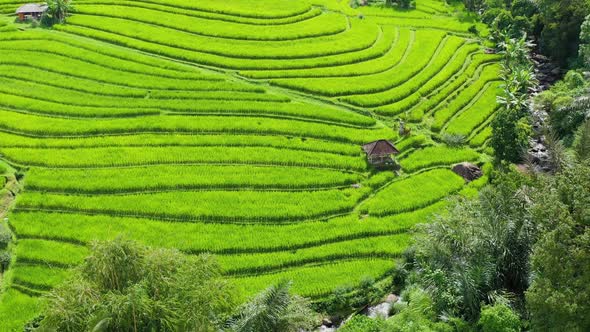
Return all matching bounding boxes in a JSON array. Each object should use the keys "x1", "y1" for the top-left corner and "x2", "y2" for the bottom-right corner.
[
  {"x1": 15, "y1": 3, "x2": 47, "y2": 14},
  {"x1": 362, "y1": 140, "x2": 399, "y2": 156}
]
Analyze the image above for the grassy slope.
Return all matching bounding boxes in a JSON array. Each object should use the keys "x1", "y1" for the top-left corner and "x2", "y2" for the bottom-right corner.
[{"x1": 0, "y1": 0, "x2": 499, "y2": 329}]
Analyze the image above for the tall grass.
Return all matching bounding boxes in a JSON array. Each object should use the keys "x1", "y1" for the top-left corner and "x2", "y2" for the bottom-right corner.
[
  {"x1": 231, "y1": 259, "x2": 394, "y2": 299},
  {"x1": 361, "y1": 169, "x2": 465, "y2": 216},
  {"x1": 240, "y1": 28, "x2": 404, "y2": 79},
  {"x1": 0, "y1": 110, "x2": 395, "y2": 144},
  {"x1": 74, "y1": 6, "x2": 347, "y2": 41},
  {"x1": 431, "y1": 65, "x2": 501, "y2": 131},
  {"x1": 399, "y1": 146, "x2": 480, "y2": 172},
  {"x1": 24, "y1": 165, "x2": 363, "y2": 193},
  {"x1": 444, "y1": 82, "x2": 502, "y2": 135},
  {"x1": 15, "y1": 188, "x2": 370, "y2": 222},
  {"x1": 0, "y1": 146, "x2": 367, "y2": 170},
  {"x1": 271, "y1": 30, "x2": 447, "y2": 96},
  {"x1": 10, "y1": 203, "x2": 445, "y2": 254}
]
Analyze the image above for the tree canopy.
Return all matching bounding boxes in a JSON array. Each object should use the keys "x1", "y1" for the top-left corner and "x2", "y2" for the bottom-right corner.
[{"x1": 37, "y1": 238, "x2": 234, "y2": 332}]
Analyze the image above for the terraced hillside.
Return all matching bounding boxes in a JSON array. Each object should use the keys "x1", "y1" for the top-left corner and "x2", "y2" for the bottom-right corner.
[{"x1": 0, "y1": 0, "x2": 500, "y2": 329}]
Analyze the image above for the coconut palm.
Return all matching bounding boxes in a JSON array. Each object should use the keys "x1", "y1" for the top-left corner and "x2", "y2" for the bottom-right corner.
[
  {"x1": 413, "y1": 179, "x2": 536, "y2": 321},
  {"x1": 227, "y1": 280, "x2": 316, "y2": 332},
  {"x1": 46, "y1": 0, "x2": 74, "y2": 24}
]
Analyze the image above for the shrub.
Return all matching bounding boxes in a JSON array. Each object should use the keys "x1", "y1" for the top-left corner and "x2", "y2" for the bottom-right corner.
[
  {"x1": 227, "y1": 280, "x2": 317, "y2": 332},
  {"x1": 492, "y1": 10, "x2": 514, "y2": 34},
  {"x1": 323, "y1": 276, "x2": 385, "y2": 319},
  {"x1": 482, "y1": 8, "x2": 502, "y2": 25},
  {"x1": 490, "y1": 108, "x2": 531, "y2": 163},
  {"x1": 0, "y1": 224, "x2": 11, "y2": 250},
  {"x1": 0, "y1": 251, "x2": 10, "y2": 272},
  {"x1": 564, "y1": 71, "x2": 586, "y2": 89},
  {"x1": 38, "y1": 237, "x2": 235, "y2": 331},
  {"x1": 511, "y1": 0, "x2": 538, "y2": 18},
  {"x1": 580, "y1": 14, "x2": 590, "y2": 67},
  {"x1": 442, "y1": 133, "x2": 466, "y2": 147},
  {"x1": 339, "y1": 315, "x2": 384, "y2": 332},
  {"x1": 534, "y1": 90, "x2": 556, "y2": 111},
  {"x1": 512, "y1": 16, "x2": 532, "y2": 35},
  {"x1": 44, "y1": 0, "x2": 75, "y2": 25},
  {"x1": 478, "y1": 304, "x2": 521, "y2": 332},
  {"x1": 552, "y1": 96, "x2": 574, "y2": 110},
  {"x1": 351, "y1": 276, "x2": 382, "y2": 308},
  {"x1": 325, "y1": 285, "x2": 355, "y2": 319},
  {"x1": 549, "y1": 96, "x2": 588, "y2": 137},
  {"x1": 385, "y1": 287, "x2": 454, "y2": 332}
]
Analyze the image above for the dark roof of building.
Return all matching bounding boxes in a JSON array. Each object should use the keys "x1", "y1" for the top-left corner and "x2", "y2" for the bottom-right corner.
[
  {"x1": 16, "y1": 3, "x2": 47, "y2": 14},
  {"x1": 362, "y1": 139, "x2": 399, "y2": 156}
]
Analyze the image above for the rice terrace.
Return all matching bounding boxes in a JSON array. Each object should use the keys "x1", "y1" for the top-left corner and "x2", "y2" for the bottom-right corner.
[{"x1": 0, "y1": 0, "x2": 506, "y2": 329}]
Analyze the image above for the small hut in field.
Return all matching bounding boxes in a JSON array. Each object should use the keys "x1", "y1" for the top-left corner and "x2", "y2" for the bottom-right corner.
[
  {"x1": 362, "y1": 139, "x2": 399, "y2": 166},
  {"x1": 15, "y1": 3, "x2": 47, "y2": 21}
]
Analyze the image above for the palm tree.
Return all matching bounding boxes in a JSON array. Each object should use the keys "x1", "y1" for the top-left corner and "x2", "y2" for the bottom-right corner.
[
  {"x1": 46, "y1": 0, "x2": 74, "y2": 24},
  {"x1": 227, "y1": 280, "x2": 316, "y2": 332}
]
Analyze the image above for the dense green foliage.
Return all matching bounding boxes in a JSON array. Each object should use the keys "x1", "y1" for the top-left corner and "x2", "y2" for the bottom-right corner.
[
  {"x1": 478, "y1": 303, "x2": 521, "y2": 332},
  {"x1": 536, "y1": 0, "x2": 590, "y2": 65},
  {"x1": 37, "y1": 238, "x2": 234, "y2": 331},
  {"x1": 227, "y1": 280, "x2": 316, "y2": 332},
  {"x1": 45, "y1": 0, "x2": 74, "y2": 25},
  {"x1": 412, "y1": 173, "x2": 534, "y2": 321},
  {"x1": 491, "y1": 34, "x2": 535, "y2": 163},
  {"x1": 526, "y1": 163, "x2": 590, "y2": 331},
  {"x1": 536, "y1": 72, "x2": 589, "y2": 143},
  {"x1": 379, "y1": 158, "x2": 589, "y2": 330},
  {"x1": 580, "y1": 14, "x2": 590, "y2": 66},
  {"x1": 339, "y1": 315, "x2": 385, "y2": 332},
  {"x1": 469, "y1": 0, "x2": 590, "y2": 65}
]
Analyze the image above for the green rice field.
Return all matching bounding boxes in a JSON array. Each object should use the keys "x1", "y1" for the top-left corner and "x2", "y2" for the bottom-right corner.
[{"x1": 0, "y1": 0, "x2": 499, "y2": 329}]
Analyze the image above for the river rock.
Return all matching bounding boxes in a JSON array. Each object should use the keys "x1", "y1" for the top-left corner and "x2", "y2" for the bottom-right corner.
[{"x1": 367, "y1": 302, "x2": 391, "y2": 319}]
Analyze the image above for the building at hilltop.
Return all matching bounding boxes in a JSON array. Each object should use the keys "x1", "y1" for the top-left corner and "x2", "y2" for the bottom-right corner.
[
  {"x1": 15, "y1": 3, "x2": 47, "y2": 21},
  {"x1": 362, "y1": 140, "x2": 399, "y2": 166}
]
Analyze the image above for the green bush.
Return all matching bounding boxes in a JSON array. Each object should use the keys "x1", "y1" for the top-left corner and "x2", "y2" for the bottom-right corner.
[
  {"x1": 38, "y1": 237, "x2": 235, "y2": 331},
  {"x1": 478, "y1": 304, "x2": 521, "y2": 332},
  {"x1": 491, "y1": 108, "x2": 532, "y2": 163},
  {"x1": 442, "y1": 133, "x2": 466, "y2": 147},
  {"x1": 340, "y1": 315, "x2": 384, "y2": 332},
  {"x1": 511, "y1": 0, "x2": 538, "y2": 18},
  {"x1": 492, "y1": 10, "x2": 514, "y2": 34},
  {"x1": 534, "y1": 90, "x2": 556, "y2": 111},
  {"x1": 580, "y1": 14, "x2": 590, "y2": 67},
  {"x1": 549, "y1": 95, "x2": 588, "y2": 137},
  {"x1": 482, "y1": 8, "x2": 502, "y2": 25},
  {"x1": 564, "y1": 71, "x2": 586, "y2": 89},
  {"x1": 512, "y1": 16, "x2": 532, "y2": 35},
  {"x1": 0, "y1": 251, "x2": 10, "y2": 272},
  {"x1": 385, "y1": 287, "x2": 454, "y2": 332},
  {"x1": 552, "y1": 96, "x2": 574, "y2": 110},
  {"x1": 0, "y1": 224, "x2": 11, "y2": 250}
]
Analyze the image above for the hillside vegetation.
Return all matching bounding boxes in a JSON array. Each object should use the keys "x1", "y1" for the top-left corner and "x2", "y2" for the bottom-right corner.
[{"x1": 0, "y1": 0, "x2": 501, "y2": 329}]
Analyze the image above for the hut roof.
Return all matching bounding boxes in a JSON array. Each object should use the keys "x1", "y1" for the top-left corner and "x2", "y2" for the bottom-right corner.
[
  {"x1": 362, "y1": 139, "x2": 399, "y2": 156},
  {"x1": 15, "y1": 3, "x2": 47, "y2": 14}
]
